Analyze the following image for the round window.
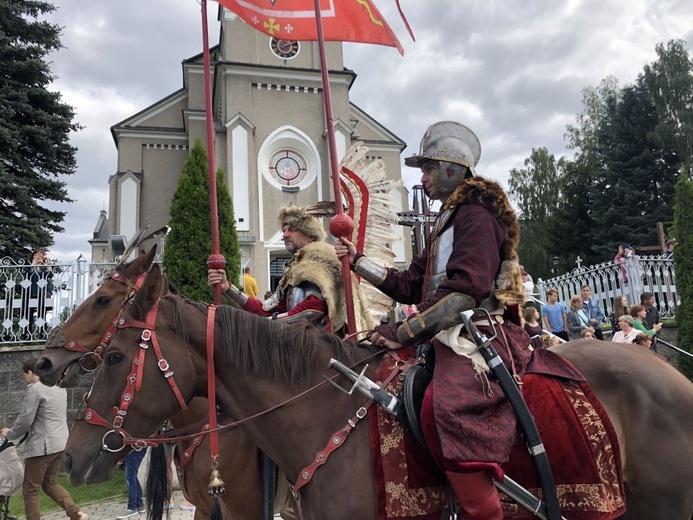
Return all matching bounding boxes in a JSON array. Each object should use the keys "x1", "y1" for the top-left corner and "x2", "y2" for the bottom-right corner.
[{"x1": 268, "y1": 150, "x2": 308, "y2": 187}]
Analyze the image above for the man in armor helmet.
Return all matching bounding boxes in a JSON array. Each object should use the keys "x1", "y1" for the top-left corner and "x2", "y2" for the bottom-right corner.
[
  {"x1": 209, "y1": 204, "x2": 371, "y2": 333},
  {"x1": 335, "y1": 121, "x2": 530, "y2": 519}
]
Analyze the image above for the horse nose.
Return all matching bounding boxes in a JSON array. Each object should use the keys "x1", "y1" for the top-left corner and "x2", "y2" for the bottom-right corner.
[{"x1": 35, "y1": 357, "x2": 52, "y2": 375}]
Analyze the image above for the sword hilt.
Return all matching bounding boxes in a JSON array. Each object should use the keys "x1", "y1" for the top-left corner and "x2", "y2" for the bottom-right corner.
[{"x1": 328, "y1": 358, "x2": 400, "y2": 415}]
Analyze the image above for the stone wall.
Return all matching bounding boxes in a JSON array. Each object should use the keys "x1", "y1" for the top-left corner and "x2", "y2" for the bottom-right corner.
[{"x1": 0, "y1": 346, "x2": 92, "y2": 431}]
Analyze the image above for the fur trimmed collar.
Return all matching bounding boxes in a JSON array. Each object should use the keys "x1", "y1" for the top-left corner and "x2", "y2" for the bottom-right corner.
[
  {"x1": 444, "y1": 176, "x2": 525, "y2": 306},
  {"x1": 284, "y1": 242, "x2": 374, "y2": 332}
]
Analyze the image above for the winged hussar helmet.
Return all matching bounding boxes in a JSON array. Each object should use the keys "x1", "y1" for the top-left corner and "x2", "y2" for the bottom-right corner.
[{"x1": 404, "y1": 121, "x2": 482, "y2": 173}]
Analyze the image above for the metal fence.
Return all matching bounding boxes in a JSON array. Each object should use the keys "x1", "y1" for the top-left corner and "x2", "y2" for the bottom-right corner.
[
  {"x1": 0, "y1": 257, "x2": 117, "y2": 345},
  {"x1": 536, "y1": 255, "x2": 677, "y2": 321}
]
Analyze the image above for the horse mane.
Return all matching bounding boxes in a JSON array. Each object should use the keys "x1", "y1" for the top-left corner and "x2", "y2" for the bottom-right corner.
[{"x1": 163, "y1": 295, "x2": 377, "y2": 391}]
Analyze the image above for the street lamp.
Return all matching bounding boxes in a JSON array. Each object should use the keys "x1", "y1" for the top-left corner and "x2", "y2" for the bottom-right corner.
[{"x1": 551, "y1": 255, "x2": 560, "y2": 276}]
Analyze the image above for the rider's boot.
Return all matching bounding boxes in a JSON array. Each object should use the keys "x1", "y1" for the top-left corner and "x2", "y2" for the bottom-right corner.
[{"x1": 445, "y1": 471, "x2": 503, "y2": 520}]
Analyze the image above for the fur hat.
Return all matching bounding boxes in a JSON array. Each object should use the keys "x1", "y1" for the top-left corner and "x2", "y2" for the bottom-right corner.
[{"x1": 277, "y1": 205, "x2": 326, "y2": 242}]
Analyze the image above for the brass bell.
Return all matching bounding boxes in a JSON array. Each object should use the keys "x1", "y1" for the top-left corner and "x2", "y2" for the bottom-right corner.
[{"x1": 208, "y1": 468, "x2": 226, "y2": 497}]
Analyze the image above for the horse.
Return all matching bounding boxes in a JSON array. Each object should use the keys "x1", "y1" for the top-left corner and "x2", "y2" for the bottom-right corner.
[
  {"x1": 64, "y1": 264, "x2": 693, "y2": 519},
  {"x1": 34, "y1": 248, "x2": 274, "y2": 520}
]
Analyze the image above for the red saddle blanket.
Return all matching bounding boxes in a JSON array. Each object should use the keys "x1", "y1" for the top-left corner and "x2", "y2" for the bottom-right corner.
[
  {"x1": 368, "y1": 352, "x2": 626, "y2": 520},
  {"x1": 500, "y1": 374, "x2": 626, "y2": 519}
]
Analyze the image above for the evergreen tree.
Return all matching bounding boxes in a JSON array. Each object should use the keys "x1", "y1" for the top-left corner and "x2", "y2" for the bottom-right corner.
[
  {"x1": 589, "y1": 79, "x2": 679, "y2": 259},
  {"x1": 163, "y1": 140, "x2": 240, "y2": 302},
  {"x1": 546, "y1": 159, "x2": 597, "y2": 270},
  {"x1": 0, "y1": 0, "x2": 81, "y2": 258},
  {"x1": 674, "y1": 168, "x2": 693, "y2": 379},
  {"x1": 549, "y1": 79, "x2": 620, "y2": 268}
]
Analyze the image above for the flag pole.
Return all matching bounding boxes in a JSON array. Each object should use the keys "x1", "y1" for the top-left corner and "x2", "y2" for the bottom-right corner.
[
  {"x1": 201, "y1": 0, "x2": 225, "y2": 306},
  {"x1": 313, "y1": 0, "x2": 357, "y2": 333}
]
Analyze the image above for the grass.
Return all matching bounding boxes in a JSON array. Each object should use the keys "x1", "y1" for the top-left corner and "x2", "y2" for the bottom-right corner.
[{"x1": 8, "y1": 470, "x2": 126, "y2": 518}]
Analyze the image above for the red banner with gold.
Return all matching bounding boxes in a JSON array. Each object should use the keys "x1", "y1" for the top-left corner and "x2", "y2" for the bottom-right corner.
[{"x1": 216, "y1": 0, "x2": 404, "y2": 54}]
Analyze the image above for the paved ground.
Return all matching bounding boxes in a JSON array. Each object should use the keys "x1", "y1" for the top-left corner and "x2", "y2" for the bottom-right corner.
[
  {"x1": 39, "y1": 491, "x2": 196, "y2": 520},
  {"x1": 33, "y1": 490, "x2": 283, "y2": 520}
]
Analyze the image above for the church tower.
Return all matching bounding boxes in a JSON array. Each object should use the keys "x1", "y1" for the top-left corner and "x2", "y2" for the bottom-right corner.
[{"x1": 105, "y1": 9, "x2": 408, "y2": 293}]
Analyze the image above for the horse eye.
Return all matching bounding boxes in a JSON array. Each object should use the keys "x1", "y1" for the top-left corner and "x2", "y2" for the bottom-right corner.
[
  {"x1": 95, "y1": 296, "x2": 112, "y2": 306},
  {"x1": 106, "y1": 352, "x2": 124, "y2": 366}
]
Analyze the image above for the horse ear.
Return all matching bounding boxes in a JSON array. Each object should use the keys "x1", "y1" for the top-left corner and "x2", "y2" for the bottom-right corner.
[
  {"x1": 125, "y1": 245, "x2": 157, "y2": 278},
  {"x1": 132, "y1": 263, "x2": 163, "y2": 320}
]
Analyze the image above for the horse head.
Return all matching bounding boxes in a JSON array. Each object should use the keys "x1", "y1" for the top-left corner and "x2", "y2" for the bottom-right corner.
[
  {"x1": 35, "y1": 246, "x2": 159, "y2": 387},
  {"x1": 64, "y1": 263, "x2": 200, "y2": 486}
]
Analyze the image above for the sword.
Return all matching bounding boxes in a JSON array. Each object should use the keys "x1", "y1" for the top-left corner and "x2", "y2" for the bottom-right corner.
[
  {"x1": 327, "y1": 359, "x2": 401, "y2": 416},
  {"x1": 459, "y1": 309, "x2": 563, "y2": 520}
]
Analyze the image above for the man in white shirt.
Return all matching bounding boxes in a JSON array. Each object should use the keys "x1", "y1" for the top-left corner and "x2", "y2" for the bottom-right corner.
[{"x1": 612, "y1": 315, "x2": 638, "y2": 343}]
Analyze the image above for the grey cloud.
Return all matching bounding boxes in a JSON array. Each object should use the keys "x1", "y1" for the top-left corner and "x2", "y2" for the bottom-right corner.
[{"x1": 39, "y1": 0, "x2": 693, "y2": 261}]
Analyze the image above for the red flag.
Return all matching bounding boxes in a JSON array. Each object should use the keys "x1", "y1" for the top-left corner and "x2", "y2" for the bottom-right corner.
[{"x1": 216, "y1": 0, "x2": 404, "y2": 54}]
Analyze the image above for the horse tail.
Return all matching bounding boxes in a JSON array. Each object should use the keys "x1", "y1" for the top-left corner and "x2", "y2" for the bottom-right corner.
[{"x1": 146, "y1": 444, "x2": 171, "y2": 520}]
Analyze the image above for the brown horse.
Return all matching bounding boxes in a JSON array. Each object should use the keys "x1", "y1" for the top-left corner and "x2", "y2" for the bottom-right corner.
[
  {"x1": 64, "y1": 264, "x2": 693, "y2": 519},
  {"x1": 34, "y1": 249, "x2": 271, "y2": 520}
]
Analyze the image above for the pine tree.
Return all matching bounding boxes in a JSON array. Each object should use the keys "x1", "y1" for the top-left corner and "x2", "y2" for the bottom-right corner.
[
  {"x1": 589, "y1": 80, "x2": 679, "y2": 259},
  {"x1": 163, "y1": 140, "x2": 240, "y2": 302},
  {"x1": 0, "y1": 0, "x2": 81, "y2": 258},
  {"x1": 673, "y1": 168, "x2": 693, "y2": 379}
]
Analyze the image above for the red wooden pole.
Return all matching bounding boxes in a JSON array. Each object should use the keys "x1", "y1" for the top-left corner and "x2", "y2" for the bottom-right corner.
[
  {"x1": 201, "y1": 0, "x2": 225, "y2": 305},
  {"x1": 313, "y1": 0, "x2": 356, "y2": 333}
]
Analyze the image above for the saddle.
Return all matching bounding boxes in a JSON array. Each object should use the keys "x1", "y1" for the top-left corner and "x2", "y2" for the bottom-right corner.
[
  {"x1": 398, "y1": 343, "x2": 435, "y2": 450},
  {"x1": 389, "y1": 345, "x2": 626, "y2": 519}
]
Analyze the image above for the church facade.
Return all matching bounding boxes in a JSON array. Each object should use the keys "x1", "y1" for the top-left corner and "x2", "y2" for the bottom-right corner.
[{"x1": 91, "y1": 9, "x2": 410, "y2": 294}]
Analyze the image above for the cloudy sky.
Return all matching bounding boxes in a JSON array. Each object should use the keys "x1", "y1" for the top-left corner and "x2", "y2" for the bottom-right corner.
[{"x1": 42, "y1": 0, "x2": 693, "y2": 261}]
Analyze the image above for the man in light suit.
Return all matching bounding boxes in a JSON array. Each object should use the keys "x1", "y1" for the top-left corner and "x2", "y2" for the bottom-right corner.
[{"x1": 1, "y1": 358, "x2": 88, "y2": 520}]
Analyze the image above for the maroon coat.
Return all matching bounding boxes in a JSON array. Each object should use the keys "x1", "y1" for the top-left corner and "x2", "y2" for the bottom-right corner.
[{"x1": 375, "y1": 202, "x2": 532, "y2": 466}]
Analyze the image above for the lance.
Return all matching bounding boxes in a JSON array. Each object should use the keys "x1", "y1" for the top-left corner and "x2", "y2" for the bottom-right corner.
[
  {"x1": 311, "y1": 0, "x2": 357, "y2": 333},
  {"x1": 199, "y1": 2, "x2": 226, "y2": 515}
]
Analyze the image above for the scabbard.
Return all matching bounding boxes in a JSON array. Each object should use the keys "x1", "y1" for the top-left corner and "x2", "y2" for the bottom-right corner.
[{"x1": 480, "y1": 343, "x2": 561, "y2": 520}]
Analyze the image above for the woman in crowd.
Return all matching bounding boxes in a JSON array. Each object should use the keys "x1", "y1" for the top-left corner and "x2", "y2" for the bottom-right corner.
[
  {"x1": 580, "y1": 327, "x2": 596, "y2": 339},
  {"x1": 609, "y1": 294, "x2": 629, "y2": 333},
  {"x1": 631, "y1": 304, "x2": 661, "y2": 339},
  {"x1": 523, "y1": 306, "x2": 543, "y2": 350},
  {"x1": 566, "y1": 294, "x2": 590, "y2": 340},
  {"x1": 612, "y1": 315, "x2": 638, "y2": 343},
  {"x1": 633, "y1": 332, "x2": 654, "y2": 350}
]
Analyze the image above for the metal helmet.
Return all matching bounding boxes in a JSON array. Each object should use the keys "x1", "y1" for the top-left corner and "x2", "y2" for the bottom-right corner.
[{"x1": 404, "y1": 121, "x2": 481, "y2": 172}]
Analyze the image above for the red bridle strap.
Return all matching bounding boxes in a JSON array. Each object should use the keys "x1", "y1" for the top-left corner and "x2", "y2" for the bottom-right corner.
[
  {"x1": 206, "y1": 305, "x2": 220, "y2": 458},
  {"x1": 55, "y1": 270, "x2": 148, "y2": 356},
  {"x1": 81, "y1": 298, "x2": 188, "y2": 449}
]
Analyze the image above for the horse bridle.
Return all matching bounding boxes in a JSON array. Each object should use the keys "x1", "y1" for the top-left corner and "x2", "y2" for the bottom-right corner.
[
  {"x1": 45, "y1": 269, "x2": 148, "y2": 372},
  {"x1": 80, "y1": 299, "x2": 188, "y2": 452}
]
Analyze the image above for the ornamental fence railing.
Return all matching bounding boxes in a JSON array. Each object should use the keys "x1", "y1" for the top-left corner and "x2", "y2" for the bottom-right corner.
[
  {"x1": 536, "y1": 255, "x2": 677, "y2": 321},
  {"x1": 0, "y1": 257, "x2": 117, "y2": 345},
  {"x1": 0, "y1": 254, "x2": 680, "y2": 346}
]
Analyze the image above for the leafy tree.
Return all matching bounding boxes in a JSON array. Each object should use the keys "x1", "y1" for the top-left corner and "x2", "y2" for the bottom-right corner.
[
  {"x1": 163, "y1": 140, "x2": 240, "y2": 302},
  {"x1": 673, "y1": 168, "x2": 693, "y2": 379},
  {"x1": 508, "y1": 147, "x2": 564, "y2": 279},
  {"x1": 0, "y1": 0, "x2": 81, "y2": 258},
  {"x1": 643, "y1": 40, "x2": 693, "y2": 166}
]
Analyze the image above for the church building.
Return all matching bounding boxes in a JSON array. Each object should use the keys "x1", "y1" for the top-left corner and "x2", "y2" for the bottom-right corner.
[{"x1": 91, "y1": 8, "x2": 410, "y2": 294}]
